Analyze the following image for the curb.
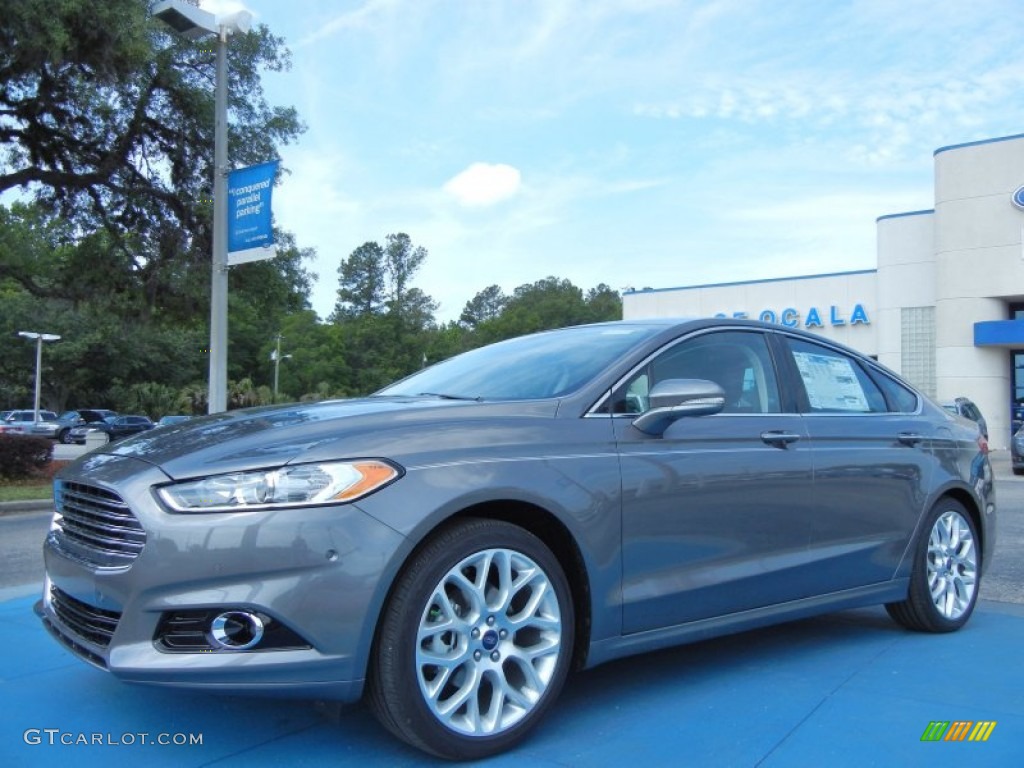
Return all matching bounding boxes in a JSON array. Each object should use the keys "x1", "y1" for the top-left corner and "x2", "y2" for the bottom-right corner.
[{"x1": 0, "y1": 499, "x2": 52, "y2": 515}]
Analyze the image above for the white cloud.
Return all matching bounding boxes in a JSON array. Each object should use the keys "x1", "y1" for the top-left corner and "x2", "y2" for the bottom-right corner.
[
  {"x1": 295, "y1": 0, "x2": 401, "y2": 48},
  {"x1": 253, "y1": 0, "x2": 1024, "y2": 324},
  {"x1": 443, "y1": 163, "x2": 523, "y2": 207}
]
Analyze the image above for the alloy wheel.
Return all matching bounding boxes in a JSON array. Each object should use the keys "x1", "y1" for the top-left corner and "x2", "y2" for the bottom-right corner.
[
  {"x1": 926, "y1": 509, "x2": 977, "y2": 620},
  {"x1": 415, "y1": 547, "x2": 563, "y2": 737}
]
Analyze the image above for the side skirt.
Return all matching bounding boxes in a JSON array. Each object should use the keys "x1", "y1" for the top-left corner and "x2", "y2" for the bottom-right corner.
[{"x1": 585, "y1": 580, "x2": 910, "y2": 669}]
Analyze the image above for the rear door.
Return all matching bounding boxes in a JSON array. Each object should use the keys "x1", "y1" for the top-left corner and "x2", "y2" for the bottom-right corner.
[{"x1": 775, "y1": 334, "x2": 934, "y2": 591}]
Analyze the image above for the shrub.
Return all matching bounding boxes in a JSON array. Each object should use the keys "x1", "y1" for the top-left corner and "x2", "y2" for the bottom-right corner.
[{"x1": 0, "y1": 434, "x2": 54, "y2": 480}]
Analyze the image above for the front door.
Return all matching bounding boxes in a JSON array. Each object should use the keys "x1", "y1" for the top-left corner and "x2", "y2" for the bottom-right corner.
[{"x1": 613, "y1": 329, "x2": 817, "y2": 634}]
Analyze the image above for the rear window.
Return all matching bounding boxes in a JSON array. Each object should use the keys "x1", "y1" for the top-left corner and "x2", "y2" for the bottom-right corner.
[
  {"x1": 786, "y1": 338, "x2": 887, "y2": 413},
  {"x1": 871, "y1": 371, "x2": 919, "y2": 413}
]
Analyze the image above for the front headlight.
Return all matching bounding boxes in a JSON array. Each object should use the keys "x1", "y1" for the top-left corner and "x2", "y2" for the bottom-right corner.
[{"x1": 156, "y1": 459, "x2": 402, "y2": 513}]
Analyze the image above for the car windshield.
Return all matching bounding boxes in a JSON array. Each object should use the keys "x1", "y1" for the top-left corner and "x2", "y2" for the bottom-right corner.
[{"x1": 378, "y1": 324, "x2": 664, "y2": 401}]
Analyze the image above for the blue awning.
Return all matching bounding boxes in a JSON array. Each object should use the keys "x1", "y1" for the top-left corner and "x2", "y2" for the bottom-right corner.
[{"x1": 974, "y1": 320, "x2": 1024, "y2": 347}]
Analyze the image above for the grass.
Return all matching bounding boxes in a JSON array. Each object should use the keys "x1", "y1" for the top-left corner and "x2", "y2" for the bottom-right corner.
[
  {"x1": 0, "y1": 461, "x2": 66, "y2": 502},
  {"x1": 0, "y1": 482, "x2": 52, "y2": 502}
]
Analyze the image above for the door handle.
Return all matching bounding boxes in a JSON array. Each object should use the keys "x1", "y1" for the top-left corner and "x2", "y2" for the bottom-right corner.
[
  {"x1": 761, "y1": 430, "x2": 801, "y2": 447},
  {"x1": 897, "y1": 432, "x2": 924, "y2": 446}
]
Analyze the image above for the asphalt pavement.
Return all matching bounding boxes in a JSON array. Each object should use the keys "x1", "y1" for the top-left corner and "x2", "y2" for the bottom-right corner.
[{"x1": 0, "y1": 450, "x2": 1021, "y2": 766}]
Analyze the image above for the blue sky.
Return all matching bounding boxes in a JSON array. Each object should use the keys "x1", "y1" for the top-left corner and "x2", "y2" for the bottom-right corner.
[{"x1": 205, "y1": 0, "x2": 1024, "y2": 322}]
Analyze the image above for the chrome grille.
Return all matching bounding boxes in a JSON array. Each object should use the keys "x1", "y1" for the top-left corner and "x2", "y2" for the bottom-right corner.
[
  {"x1": 50, "y1": 586, "x2": 120, "y2": 649},
  {"x1": 52, "y1": 481, "x2": 146, "y2": 568}
]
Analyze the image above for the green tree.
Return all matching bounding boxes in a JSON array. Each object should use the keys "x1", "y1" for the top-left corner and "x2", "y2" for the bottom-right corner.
[
  {"x1": 470, "y1": 277, "x2": 622, "y2": 345},
  {"x1": 460, "y1": 284, "x2": 507, "y2": 329},
  {"x1": 584, "y1": 283, "x2": 623, "y2": 322},
  {"x1": 383, "y1": 233, "x2": 437, "y2": 327},
  {"x1": 109, "y1": 382, "x2": 187, "y2": 419},
  {"x1": 1, "y1": 0, "x2": 303, "y2": 320},
  {"x1": 0, "y1": 0, "x2": 314, "y2": 409},
  {"x1": 330, "y1": 234, "x2": 439, "y2": 394},
  {"x1": 265, "y1": 311, "x2": 347, "y2": 401},
  {"x1": 332, "y1": 241, "x2": 385, "y2": 319}
]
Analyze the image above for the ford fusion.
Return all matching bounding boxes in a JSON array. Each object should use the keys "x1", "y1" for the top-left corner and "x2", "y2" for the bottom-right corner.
[{"x1": 37, "y1": 319, "x2": 995, "y2": 760}]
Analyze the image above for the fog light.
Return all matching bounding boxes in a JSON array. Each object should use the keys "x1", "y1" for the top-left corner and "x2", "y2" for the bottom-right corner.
[{"x1": 210, "y1": 611, "x2": 265, "y2": 650}]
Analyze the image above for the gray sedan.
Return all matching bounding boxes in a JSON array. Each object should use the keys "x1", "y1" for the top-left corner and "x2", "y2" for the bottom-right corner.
[{"x1": 36, "y1": 319, "x2": 995, "y2": 760}]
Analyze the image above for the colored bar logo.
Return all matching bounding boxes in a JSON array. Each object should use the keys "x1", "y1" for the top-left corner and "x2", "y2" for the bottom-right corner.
[{"x1": 921, "y1": 721, "x2": 996, "y2": 742}]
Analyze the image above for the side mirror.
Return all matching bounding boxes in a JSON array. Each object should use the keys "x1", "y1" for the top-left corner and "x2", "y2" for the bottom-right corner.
[{"x1": 632, "y1": 379, "x2": 726, "y2": 436}]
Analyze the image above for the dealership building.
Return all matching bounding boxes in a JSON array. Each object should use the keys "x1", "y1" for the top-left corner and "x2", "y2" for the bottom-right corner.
[{"x1": 623, "y1": 132, "x2": 1024, "y2": 448}]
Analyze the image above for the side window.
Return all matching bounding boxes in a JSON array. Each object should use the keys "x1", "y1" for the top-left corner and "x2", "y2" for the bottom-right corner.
[
  {"x1": 786, "y1": 338, "x2": 887, "y2": 413},
  {"x1": 612, "y1": 331, "x2": 781, "y2": 415},
  {"x1": 871, "y1": 372, "x2": 919, "y2": 413}
]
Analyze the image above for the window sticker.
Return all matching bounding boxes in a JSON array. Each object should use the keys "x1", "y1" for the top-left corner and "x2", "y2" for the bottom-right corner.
[{"x1": 792, "y1": 351, "x2": 870, "y2": 411}]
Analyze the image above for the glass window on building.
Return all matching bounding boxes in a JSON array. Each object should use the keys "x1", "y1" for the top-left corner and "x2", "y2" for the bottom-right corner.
[
  {"x1": 1012, "y1": 352, "x2": 1024, "y2": 431},
  {"x1": 900, "y1": 307, "x2": 936, "y2": 399},
  {"x1": 1008, "y1": 304, "x2": 1024, "y2": 431}
]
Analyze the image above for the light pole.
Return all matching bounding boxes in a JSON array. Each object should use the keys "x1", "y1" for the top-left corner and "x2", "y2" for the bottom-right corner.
[
  {"x1": 153, "y1": 1, "x2": 252, "y2": 414},
  {"x1": 17, "y1": 331, "x2": 61, "y2": 421},
  {"x1": 271, "y1": 334, "x2": 292, "y2": 400}
]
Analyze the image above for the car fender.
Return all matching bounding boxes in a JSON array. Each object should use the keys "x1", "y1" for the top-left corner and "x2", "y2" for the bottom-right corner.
[{"x1": 350, "y1": 444, "x2": 624, "y2": 679}]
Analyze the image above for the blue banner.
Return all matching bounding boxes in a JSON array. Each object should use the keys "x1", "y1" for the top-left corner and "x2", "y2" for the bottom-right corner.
[{"x1": 227, "y1": 161, "x2": 278, "y2": 253}]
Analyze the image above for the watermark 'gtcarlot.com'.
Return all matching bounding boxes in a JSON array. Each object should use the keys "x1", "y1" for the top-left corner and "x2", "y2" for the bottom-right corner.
[{"x1": 23, "y1": 729, "x2": 203, "y2": 747}]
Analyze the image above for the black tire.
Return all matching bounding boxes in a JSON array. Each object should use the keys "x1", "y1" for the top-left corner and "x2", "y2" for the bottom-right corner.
[
  {"x1": 1013, "y1": 467, "x2": 1024, "y2": 476},
  {"x1": 367, "y1": 517, "x2": 574, "y2": 760},
  {"x1": 886, "y1": 499, "x2": 980, "y2": 633},
  {"x1": 58, "y1": 429, "x2": 72, "y2": 444}
]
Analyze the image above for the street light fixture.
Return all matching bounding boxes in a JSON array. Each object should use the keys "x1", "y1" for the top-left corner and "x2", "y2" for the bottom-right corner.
[
  {"x1": 270, "y1": 334, "x2": 292, "y2": 400},
  {"x1": 152, "y1": 0, "x2": 252, "y2": 414},
  {"x1": 17, "y1": 331, "x2": 61, "y2": 422}
]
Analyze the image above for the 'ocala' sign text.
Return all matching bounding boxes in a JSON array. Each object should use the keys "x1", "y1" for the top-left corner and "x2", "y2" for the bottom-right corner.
[{"x1": 715, "y1": 304, "x2": 870, "y2": 328}]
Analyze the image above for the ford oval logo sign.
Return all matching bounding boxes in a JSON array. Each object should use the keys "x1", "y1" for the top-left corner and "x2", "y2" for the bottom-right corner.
[{"x1": 1013, "y1": 185, "x2": 1024, "y2": 211}]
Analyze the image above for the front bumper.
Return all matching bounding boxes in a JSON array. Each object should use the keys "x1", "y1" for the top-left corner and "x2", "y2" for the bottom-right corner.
[{"x1": 38, "y1": 454, "x2": 406, "y2": 701}]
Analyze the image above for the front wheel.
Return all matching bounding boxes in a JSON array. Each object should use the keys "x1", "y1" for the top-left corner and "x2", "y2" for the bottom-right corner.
[
  {"x1": 367, "y1": 518, "x2": 574, "y2": 760},
  {"x1": 886, "y1": 499, "x2": 980, "y2": 632},
  {"x1": 58, "y1": 429, "x2": 72, "y2": 444}
]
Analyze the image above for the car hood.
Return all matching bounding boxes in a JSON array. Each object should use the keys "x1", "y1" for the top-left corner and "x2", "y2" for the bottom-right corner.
[{"x1": 85, "y1": 396, "x2": 560, "y2": 480}]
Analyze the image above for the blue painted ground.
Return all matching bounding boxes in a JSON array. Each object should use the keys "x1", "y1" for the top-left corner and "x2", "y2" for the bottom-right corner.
[{"x1": 1, "y1": 590, "x2": 1021, "y2": 767}]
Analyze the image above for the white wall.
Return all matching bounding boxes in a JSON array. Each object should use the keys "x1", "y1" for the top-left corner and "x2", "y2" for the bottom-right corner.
[
  {"x1": 933, "y1": 136, "x2": 1024, "y2": 447},
  {"x1": 876, "y1": 211, "x2": 935, "y2": 375}
]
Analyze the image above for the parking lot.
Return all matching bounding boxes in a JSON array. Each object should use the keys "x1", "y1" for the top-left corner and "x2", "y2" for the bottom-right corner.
[{"x1": 1, "y1": 452, "x2": 1022, "y2": 766}]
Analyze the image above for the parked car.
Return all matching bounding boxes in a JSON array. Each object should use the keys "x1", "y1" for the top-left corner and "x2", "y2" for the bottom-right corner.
[
  {"x1": 156, "y1": 414, "x2": 192, "y2": 427},
  {"x1": 53, "y1": 409, "x2": 118, "y2": 444},
  {"x1": 69, "y1": 414, "x2": 155, "y2": 445},
  {"x1": 941, "y1": 396, "x2": 988, "y2": 440},
  {"x1": 37, "y1": 319, "x2": 995, "y2": 760},
  {"x1": 1011, "y1": 425, "x2": 1024, "y2": 475},
  {"x1": 0, "y1": 409, "x2": 59, "y2": 438}
]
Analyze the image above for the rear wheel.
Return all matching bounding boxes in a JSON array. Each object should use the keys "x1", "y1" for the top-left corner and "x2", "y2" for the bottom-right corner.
[
  {"x1": 886, "y1": 499, "x2": 979, "y2": 632},
  {"x1": 367, "y1": 518, "x2": 574, "y2": 760}
]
